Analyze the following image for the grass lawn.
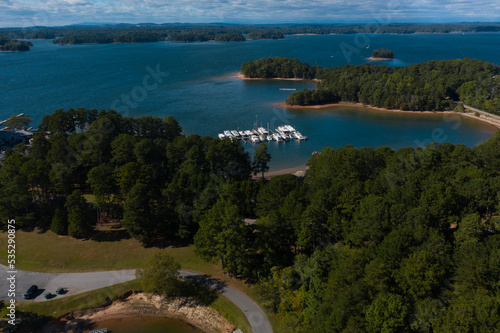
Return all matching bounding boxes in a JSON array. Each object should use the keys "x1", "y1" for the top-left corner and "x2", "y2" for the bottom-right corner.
[
  {"x1": 0, "y1": 230, "x2": 288, "y2": 333},
  {"x1": 0, "y1": 230, "x2": 216, "y2": 273}
]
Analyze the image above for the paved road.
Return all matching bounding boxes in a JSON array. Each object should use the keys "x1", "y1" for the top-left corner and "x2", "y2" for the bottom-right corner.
[{"x1": 0, "y1": 264, "x2": 272, "y2": 333}]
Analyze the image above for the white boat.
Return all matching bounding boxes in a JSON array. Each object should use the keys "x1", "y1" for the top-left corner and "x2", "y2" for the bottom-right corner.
[
  {"x1": 278, "y1": 126, "x2": 290, "y2": 133},
  {"x1": 218, "y1": 133, "x2": 225, "y2": 139},
  {"x1": 250, "y1": 135, "x2": 260, "y2": 143},
  {"x1": 224, "y1": 130, "x2": 231, "y2": 137},
  {"x1": 239, "y1": 131, "x2": 246, "y2": 137},
  {"x1": 231, "y1": 130, "x2": 240, "y2": 137},
  {"x1": 245, "y1": 130, "x2": 253, "y2": 136},
  {"x1": 294, "y1": 132, "x2": 307, "y2": 140},
  {"x1": 266, "y1": 135, "x2": 273, "y2": 142},
  {"x1": 259, "y1": 134, "x2": 266, "y2": 141},
  {"x1": 258, "y1": 127, "x2": 269, "y2": 135},
  {"x1": 286, "y1": 125, "x2": 296, "y2": 132},
  {"x1": 272, "y1": 133, "x2": 283, "y2": 142}
]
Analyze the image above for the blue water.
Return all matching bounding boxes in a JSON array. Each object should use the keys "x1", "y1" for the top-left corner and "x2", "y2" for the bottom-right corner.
[{"x1": 1, "y1": 33, "x2": 499, "y2": 170}]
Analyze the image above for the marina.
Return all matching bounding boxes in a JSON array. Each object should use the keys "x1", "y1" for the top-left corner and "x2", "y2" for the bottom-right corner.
[{"x1": 218, "y1": 124, "x2": 307, "y2": 144}]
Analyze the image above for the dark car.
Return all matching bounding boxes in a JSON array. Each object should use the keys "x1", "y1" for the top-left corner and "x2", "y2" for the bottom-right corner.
[
  {"x1": 23, "y1": 285, "x2": 38, "y2": 299},
  {"x1": 56, "y1": 288, "x2": 64, "y2": 295},
  {"x1": 43, "y1": 292, "x2": 51, "y2": 299}
]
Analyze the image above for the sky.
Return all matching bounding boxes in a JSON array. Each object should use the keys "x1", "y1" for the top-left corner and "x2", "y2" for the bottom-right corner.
[{"x1": 1, "y1": 0, "x2": 499, "y2": 28}]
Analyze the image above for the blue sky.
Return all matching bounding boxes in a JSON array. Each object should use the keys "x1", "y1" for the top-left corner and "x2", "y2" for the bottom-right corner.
[{"x1": 1, "y1": 0, "x2": 499, "y2": 27}]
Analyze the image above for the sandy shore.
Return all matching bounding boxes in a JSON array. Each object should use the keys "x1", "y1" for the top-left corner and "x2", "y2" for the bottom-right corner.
[
  {"x1": 275, "y1": 102, "x2": 500, "y2": 129},
  {"x1": 233, "y1": 71, "x2": 319, "y2": 82},
  {"x1": 367, "y1": 57, "x2": 394, "y2": 61},
  {"x1": 42, "y1": 293, "x2": 235, "y2": 333}
]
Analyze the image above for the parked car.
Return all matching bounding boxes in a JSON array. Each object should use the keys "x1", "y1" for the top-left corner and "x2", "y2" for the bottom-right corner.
[
  {"x1": 56, "y1": 288, "x2": 64, "y2": 295},
  {"x1": 43, "y1": 292, "x2": 51, "y2": 299},
  {"x1": 23, "y1": 285, "x2": 38, "y2": 299}
]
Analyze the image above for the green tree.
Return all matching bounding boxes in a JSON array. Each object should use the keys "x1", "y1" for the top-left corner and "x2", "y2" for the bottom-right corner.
[
  {"x1": 455, "y1": 213, "x2": 482, "y2": 246},
  {"x1": 252, "y1": 143, "x2": 271, "y2": 179},
  {"x1": 366, "y1": 292, "x2": 410, "y2": 333},
  {"x1": 396, "y1": 250, "x2": 446, "y2": 298},
  {"x1": 194, "y1": 198, "x2": 250, "y2": 276},
  {"x1": 50, "y1": 208, "x2": 68, "y2": 235},
  {"x1": 87, "y1": 163, "x2": 116, "y2": 208},
  {"x1": 66, "y1": 189, "x2": 95, "y2": 238},
  {"x1": 136, "y1": 252, "x2": 182, "y2": 296}
]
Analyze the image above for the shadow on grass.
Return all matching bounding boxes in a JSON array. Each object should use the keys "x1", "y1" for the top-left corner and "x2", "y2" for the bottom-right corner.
[{"x1": 179, "y1": 276, "x2": 225, "y2": 306}]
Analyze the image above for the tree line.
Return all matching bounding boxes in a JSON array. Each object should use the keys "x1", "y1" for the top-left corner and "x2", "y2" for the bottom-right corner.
[
  {"x1": 4, "y1": 23, "x2": 500, "y2": 44},
  {"x1": 282, "y1": 58, "x2": 500, "y2": 114},
  {"x1": 1, "y1": 108, "x2": 499, "y2": 331}
]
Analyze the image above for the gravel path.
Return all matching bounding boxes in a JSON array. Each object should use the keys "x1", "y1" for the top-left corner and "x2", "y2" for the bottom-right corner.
[{"x1": 0, "y1": 264, "x2": 272, "y2": 333}]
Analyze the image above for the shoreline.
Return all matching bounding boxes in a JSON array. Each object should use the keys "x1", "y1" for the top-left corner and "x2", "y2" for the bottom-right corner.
[
  {"x1": 233, "y1": 71, "x2": 319, "y2": 82},
  {"x1": 367, "y1": 57, "x2": 394, "y2": 61},
  {"x1": 275, "y1": 102, "x2": 500, "y2": 130},
  {"x1": 46, "y1": 293, "x2": 235, "y2": 333}
]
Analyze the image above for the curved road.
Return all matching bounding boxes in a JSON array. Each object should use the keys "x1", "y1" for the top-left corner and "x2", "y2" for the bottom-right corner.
[{"x1": 0, "y1": 264, "x2": 272, "y2": 333}]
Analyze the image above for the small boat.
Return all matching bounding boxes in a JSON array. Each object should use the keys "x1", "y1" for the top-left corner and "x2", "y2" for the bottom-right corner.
[
  {"x1": 231, "y1": 130, "x2": 240, "y2": 137},
  {"x1": 286, "y1": 125, "x2": 296, "y2": 132},
  {"x1": 245, "y1": 130, "x2": 253, "y2": 136},
  {"x1": 259, "y1": 134, "x2": 266, "y2": 141},
  {"x1": 258, "y1": 127, "x2": 269, "y2": 135},
  {"x1": 218, "y1": 133, "x2": 225, "y2": 139},
  {"x1": 266, "y1": 135, "x2": 273, "y2": 142},
  {"x1": 272, "y1": 133, "x2": 283, "y2": 142},
  {"x1": 294, "y1": 132, "x2": 307, "y2": 140},
  {"x1": 224, "y1": 130, "x2": 231, "y2": 137},
  {"x1": 239, "y1": 131, "x2": 246, "y2": 137},
  {"x1": 250, "y1": 135, "x2": 260, "y2": 143},
  {"x1": 252, "y1": 129, "x2": 259, "y2": 135}
]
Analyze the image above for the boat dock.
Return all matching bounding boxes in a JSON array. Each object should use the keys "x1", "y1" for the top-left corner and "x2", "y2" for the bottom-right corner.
[{"x1": 217, "y1": 124, "x2": 307, "y2": 144}]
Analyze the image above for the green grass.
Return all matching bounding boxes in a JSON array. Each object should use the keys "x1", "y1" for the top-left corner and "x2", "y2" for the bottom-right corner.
[
  {"x1": 0, "y1": 230, "x2": 216, "y2": 273},
  {"x1": 210, "y1": 294, "x2": 252, "y2": 333},
  {"x1": 18, "y1": 279, "x2": 142, "y2": 318}
]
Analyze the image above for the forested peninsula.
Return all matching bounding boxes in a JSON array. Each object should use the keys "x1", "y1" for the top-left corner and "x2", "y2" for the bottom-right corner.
[
  {"x1": 1, "y1": 108, "x2": 500, "y2": 332},
  {"x1": 2, "y1": 22, "x2": 500, "y2": 45},
  {"x1": 242, "y1": 57, "x2": 500, "y2": 115},
  {"x1": 0, "y1": 36, "x2": 32, "y2": 51}
]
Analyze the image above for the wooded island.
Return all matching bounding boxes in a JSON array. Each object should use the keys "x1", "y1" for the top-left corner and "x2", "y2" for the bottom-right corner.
[
  {"x1": 241, "y1": 57, "x2": 500, "y2": 115},
  {"x1": 0, "y1": 36, "x2": 32, "y2": 51}
]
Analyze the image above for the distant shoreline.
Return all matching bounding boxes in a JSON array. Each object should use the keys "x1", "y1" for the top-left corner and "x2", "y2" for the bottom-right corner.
[
  {"x1": 233, "y1": 71, "x2": 319, "y2": 81},
  {"x1": 275, "y1": 102, "x2": 500, "y2": 130}
]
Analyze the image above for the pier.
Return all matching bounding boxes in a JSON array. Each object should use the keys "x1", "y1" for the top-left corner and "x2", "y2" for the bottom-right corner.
[{"x1": 218, "y1": 124, "x2": 307, "y2": 144}]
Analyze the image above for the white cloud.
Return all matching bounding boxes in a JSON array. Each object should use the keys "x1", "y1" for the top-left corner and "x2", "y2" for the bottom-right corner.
[{"x1": 1, "y1": 0, "x2": 499, "y2": 27}]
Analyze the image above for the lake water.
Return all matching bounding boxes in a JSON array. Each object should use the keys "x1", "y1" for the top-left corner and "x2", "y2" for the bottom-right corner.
[
  {"x1": 1, "y1": 33, "x2": 499, "y2": 170},
  {"x1": 89, "y1": 316, "x2": 204, "y2": 333}
]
